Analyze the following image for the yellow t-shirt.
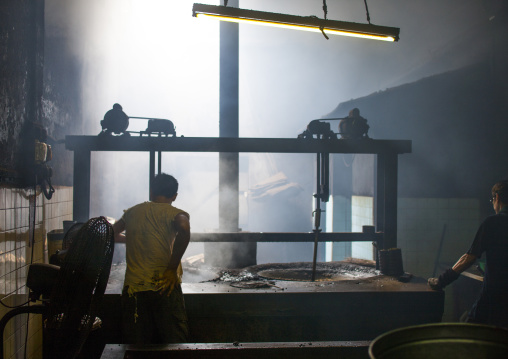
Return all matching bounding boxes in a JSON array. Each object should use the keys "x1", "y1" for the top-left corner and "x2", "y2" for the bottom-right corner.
[{"x1": 121, "y1": 201, "x2": 189, "y2": 295}]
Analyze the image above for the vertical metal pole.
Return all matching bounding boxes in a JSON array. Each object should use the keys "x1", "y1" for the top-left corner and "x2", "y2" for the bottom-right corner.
[
  {"x1": 206, "y1": 0, "x2": 256, "y2": 268},
  {"x1": 321, "y1": 152, "x2": 330, "y2": 201},
  {"x1": 375, "y1": 154, "x2": 386, "y2": 234},
  {"x1": 73, "y1": 150, "x2": 91, "y2": 222},
  {"x1": 375, "y1": 154, "x2": 386, "y2": 268},
  {"x1": 384, "y1": 153, "x2": 398, "y2": 249},
  {"x1": 158, "y1": 151, "x2": 162, "y2": 175},
  {"x1": 311, "y1": 152, "x2": 321, "y2": 281},
  {"x1": 219, "y1": 0, "x2": 239, "y2": 232},
  {"x1": 149, "y1": 150, "x2": 155, "y2": 200}
]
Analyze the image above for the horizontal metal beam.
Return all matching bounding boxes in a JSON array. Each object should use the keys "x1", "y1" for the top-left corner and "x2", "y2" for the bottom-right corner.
[
  {"x1": 101, "y1": 342, "x2": 370, "y2": 359},
  {"x1": 66, "y1": 136, "x2": 411, "y2": 154},
  {"x1": 191, "y1": 232, "x2": 383, "y2": 243}
]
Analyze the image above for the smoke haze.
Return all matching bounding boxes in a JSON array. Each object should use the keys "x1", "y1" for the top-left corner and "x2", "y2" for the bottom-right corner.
[{"x1": 44, "y1": 0, "x2": 495, "y2": 264}]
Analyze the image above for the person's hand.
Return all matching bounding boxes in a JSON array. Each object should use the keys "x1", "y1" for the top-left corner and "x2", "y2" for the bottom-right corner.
[
  {"x1": 427, "y1": 277, "x2": 443, "y2": 290},
  {"x1": 156, "y1": 268, "x2": 179, "y2": 296},
  {"x1": 427, "y1": 268, "x2": 460, "y2": 291}
]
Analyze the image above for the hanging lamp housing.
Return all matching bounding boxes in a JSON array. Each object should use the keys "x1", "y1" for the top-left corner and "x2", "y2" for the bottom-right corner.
[{"x1": 192, "y1": 3, "x2": 400, "y2": 42}]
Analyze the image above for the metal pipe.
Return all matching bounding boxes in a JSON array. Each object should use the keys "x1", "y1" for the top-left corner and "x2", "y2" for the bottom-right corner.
[
  {"x1": 149, "y1": 150, "x2": 155, "y2": 199},
  {"x1": 190, "y1": 231, "x2": 383, "y2": 242},
  {"x1": 311, "y1": 152, "x2": 322, "y2": 281},
  {"x1": 158, "y1": 151, "x2": 162, "y2": 175}
]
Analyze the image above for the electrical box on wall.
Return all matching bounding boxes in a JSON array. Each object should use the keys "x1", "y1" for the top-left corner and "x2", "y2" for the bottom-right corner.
[{"x1": 18, "y1": 122, "x2": 55, "y2": 199}]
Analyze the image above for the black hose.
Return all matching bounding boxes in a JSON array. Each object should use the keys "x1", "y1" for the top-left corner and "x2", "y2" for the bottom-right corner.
[{"x1": 0, "y1": 305, "x2": 46, "y2": 359}]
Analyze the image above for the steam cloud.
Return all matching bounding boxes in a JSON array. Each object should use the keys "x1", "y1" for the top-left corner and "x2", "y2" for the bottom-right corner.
[{"x1": 45, "y1": 0, "x2": 491, "y2": 267}]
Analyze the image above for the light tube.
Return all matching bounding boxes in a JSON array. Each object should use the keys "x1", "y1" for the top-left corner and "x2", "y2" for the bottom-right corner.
[{"x1": 193, "y1": 3, "x2": 400, "y2": 42}]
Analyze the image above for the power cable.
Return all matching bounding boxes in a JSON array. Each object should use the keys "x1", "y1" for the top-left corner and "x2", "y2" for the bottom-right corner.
[{"x1": 24, "y1": 181, "x2": 38, "y2": 358}]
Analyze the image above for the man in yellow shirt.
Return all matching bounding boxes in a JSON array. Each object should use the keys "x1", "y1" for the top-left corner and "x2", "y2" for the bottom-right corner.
[{"x1": 113, "y1": 173, "x2": 191, "y2": 343}]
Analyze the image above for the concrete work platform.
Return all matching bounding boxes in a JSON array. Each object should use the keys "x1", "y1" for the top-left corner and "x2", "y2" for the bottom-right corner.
[{"x1": 97, "y1": 261, "x2": 444, "y2": 347}]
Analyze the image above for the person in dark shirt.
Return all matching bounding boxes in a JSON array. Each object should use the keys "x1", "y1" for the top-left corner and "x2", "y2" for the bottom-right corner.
[{"x1": 428, "y1": 180, "x2": 508, "y2": 328}]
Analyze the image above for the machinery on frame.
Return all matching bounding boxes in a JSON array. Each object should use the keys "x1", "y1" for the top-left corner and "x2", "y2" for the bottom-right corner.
[
  {"x1": 99, "y1": 104, "x2": 130, "y2": 136},
  {"x1": 99, "y1": 103, "x2": 178, "y2": 137},
  {"x1": 298, "y1": 108, "x2": 370, "y2": 280},
  {"x1": 298, "y1": 108, "x2": 370, "y2": 140}
]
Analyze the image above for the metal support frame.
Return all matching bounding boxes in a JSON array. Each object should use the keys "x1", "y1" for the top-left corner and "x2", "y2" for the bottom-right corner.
[
  {"x1": 312, "y1": 151, "x2": 329, "y2": 280},
  {"x1": 72, "y1": 149, "x2": 91, "y2": 223},
  {"x1": 377, "y1": 153, "x2": 398, "y2": 249},
  {"x1": 191, "y1": 229, "x2": 382, "y2": 243},
  {"x1": 149, "y1": 150, "x2": 162, "y2": 198},
  {"x1": 66, "y1": 136, "x2": 410, "y2": 247}
]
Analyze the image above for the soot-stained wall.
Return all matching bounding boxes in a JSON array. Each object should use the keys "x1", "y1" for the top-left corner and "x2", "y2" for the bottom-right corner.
[
  {"x1": 0, "y1": 0, "x2": 81, "y2": 187},
  {"x1": 0, "y1": 0, "x2": 44, "y2": 181},
  {"x1": 42, "y1": 26, "x2": 83, "y2": 186}
]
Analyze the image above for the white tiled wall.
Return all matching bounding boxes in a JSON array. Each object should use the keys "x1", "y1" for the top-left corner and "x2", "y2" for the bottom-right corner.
[
  {"x1": 328, "y1": 195, "x2": 352, "y2": 233},
  {"x1": 351, "y1": 195, "x2": 375, "y2": 260},
  {"x1": 0, "y1": 186, "x2": 72, "y2": 359},
  {"x1": 398, "y1": 198, "x2": 480, "y2": 278},
  {"x1": 398, "y1": 198, "x2": 481, "y2": 322},
  {"x1": 347, "y1": 196, "x2": 481, "y2": 277},
  {"x1": 324, "y1": 195, "x2": 352, "y2": 261}
]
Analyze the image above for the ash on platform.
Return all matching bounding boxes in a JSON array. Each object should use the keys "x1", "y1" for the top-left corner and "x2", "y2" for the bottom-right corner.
[
  {"x1": 107, "y1": 257, "x2": 402, "y2": 294},
  {"x1": 209, "y1": 261, "x2": 381, "y2": 283}
]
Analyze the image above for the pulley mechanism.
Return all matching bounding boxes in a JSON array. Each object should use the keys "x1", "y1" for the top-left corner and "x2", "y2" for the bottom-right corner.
[
  {"x1": 298, "y1": 108, "x2": 370, "y2": 140},
  {"x1": 99, "y1": 103, "x2": 130, "y2": 136},
  {"x1": 98, "y1": 104, "x2": 178, "y2": 137}
]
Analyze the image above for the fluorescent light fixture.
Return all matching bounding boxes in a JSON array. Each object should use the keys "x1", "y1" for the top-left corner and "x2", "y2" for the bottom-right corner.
[{"x1": 192, "y1": 3, "x2": 400, "y2": 42}]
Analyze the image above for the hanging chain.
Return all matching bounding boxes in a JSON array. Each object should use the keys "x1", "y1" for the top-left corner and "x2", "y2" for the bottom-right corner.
[
  {"x1": 320, "y1": 0, "x2": 329, "y2": 39},
  {"x1": 363, "y1": 0, "x2": 371, "y2": 23}
]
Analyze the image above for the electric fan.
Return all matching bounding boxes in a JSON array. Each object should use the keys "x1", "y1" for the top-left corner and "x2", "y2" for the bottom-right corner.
[
  {"x1": 49, "y1": 221, "x2": 84, "y2": 266},
  {"x1": 0, "y1": 216, "x2": 114, "y2": 359}
]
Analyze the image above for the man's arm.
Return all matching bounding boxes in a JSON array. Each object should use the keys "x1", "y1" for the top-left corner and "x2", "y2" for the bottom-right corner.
[
  {"x1": 452, "y1": 253, "x2": 477, "y2": 273},
  {"x1": 168, "y1": 213, "x2": 191, "y2": 270},
  {"x1": 112, "y1": 219, "x2": 126, "y2": 244},
  {"x1": 428, "y1": 253, "x2": 477, "y2": 290},
  {"x1": 158, "y1": 213, "x2": 191, "y2": 296}
]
